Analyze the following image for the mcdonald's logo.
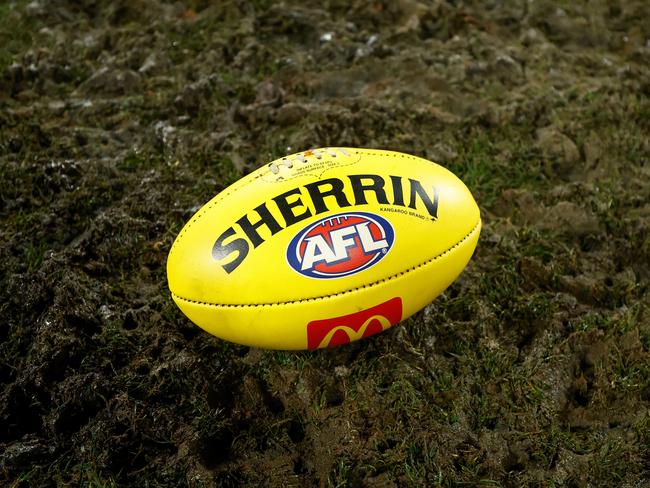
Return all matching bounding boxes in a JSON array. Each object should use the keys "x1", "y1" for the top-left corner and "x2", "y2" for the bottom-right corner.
[{"x1": 307, "y1": 297, "x2": 403, "y2": 350}]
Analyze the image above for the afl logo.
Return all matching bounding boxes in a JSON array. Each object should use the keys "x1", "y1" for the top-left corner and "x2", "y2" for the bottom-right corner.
[{"x1": 287, "y1": 212, "x2": 394, "y2": 279}]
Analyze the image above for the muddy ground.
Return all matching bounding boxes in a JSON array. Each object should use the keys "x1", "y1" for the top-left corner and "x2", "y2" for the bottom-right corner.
[{"x1": 1, "y1": 0, "x2": 649, "y2": 486}]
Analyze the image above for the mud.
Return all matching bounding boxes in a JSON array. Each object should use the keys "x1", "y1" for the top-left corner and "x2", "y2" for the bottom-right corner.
[{"x1": 1, "y1": 0, "x2": 649, "y2": 486}]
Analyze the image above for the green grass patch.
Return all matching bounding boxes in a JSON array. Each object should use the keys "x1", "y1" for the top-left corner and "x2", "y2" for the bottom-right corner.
[{"x1": 0, "y1": 2, "x2": 43, "y2": 73}]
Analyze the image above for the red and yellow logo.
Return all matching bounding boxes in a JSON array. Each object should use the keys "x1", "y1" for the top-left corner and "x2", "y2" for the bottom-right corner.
[{"x1": 307, "y1": 297, "x2": 403, "y2": 349}]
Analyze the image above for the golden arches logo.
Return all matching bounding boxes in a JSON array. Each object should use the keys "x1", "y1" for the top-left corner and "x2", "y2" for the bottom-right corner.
[
  {"x1": 306, "y1": 297, "x2": 403, "y2": 350},
  {"x1": 317, "y1": 315, "x2": 393, "y2": 349}
]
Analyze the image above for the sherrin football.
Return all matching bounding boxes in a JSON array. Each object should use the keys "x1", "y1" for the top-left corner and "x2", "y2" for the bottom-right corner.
[{"x1": 167, "y1": 148, "x2": 481, "y2": 350}]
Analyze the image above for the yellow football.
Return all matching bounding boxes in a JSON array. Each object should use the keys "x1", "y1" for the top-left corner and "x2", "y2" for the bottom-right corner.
[{"x1": 167, "y1": 148, "x2": 481, "y2": 350}]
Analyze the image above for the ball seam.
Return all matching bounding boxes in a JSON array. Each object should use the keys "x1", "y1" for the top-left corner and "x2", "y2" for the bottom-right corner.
[{"x1": 171, "y1": 219, "x2": 480, "y2": 308}]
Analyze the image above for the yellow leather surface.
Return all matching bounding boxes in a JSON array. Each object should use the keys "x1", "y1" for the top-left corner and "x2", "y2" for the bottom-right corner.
[{"x1": 167, "y1": 148, "x2": 481, "y2": 349}]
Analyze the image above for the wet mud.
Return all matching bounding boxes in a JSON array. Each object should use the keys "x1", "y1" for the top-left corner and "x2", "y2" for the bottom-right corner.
[{"x1": 1, "y1": 0, "x2": 648, "y2": 486}]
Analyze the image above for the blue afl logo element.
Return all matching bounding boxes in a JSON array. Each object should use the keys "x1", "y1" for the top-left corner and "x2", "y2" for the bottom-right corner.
[{"x1": 287, "y1": 212, "x2": 394, "y2": 279}]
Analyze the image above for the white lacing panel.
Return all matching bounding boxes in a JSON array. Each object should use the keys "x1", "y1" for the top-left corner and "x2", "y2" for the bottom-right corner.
[{"x1": 268, "y1": 147, "x2": 350, "y2": 174}]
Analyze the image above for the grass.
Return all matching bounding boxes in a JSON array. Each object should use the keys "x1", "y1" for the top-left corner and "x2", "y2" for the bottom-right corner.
[
  {"x1": 1, "y1": 0, "x2": 649, "y2": 486},
  {"x1": 23, "y1": 241, "x2": 48, "y2": 272},
  {"x1": 84, "y1": 471, "x2": 118, "y2": 488},
  {"x1": 0, "y1": 2, "x2": 43, "y2": 73},
  {"x1": 446, "y1": 128, "x2": 546, "y2": 209}
]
